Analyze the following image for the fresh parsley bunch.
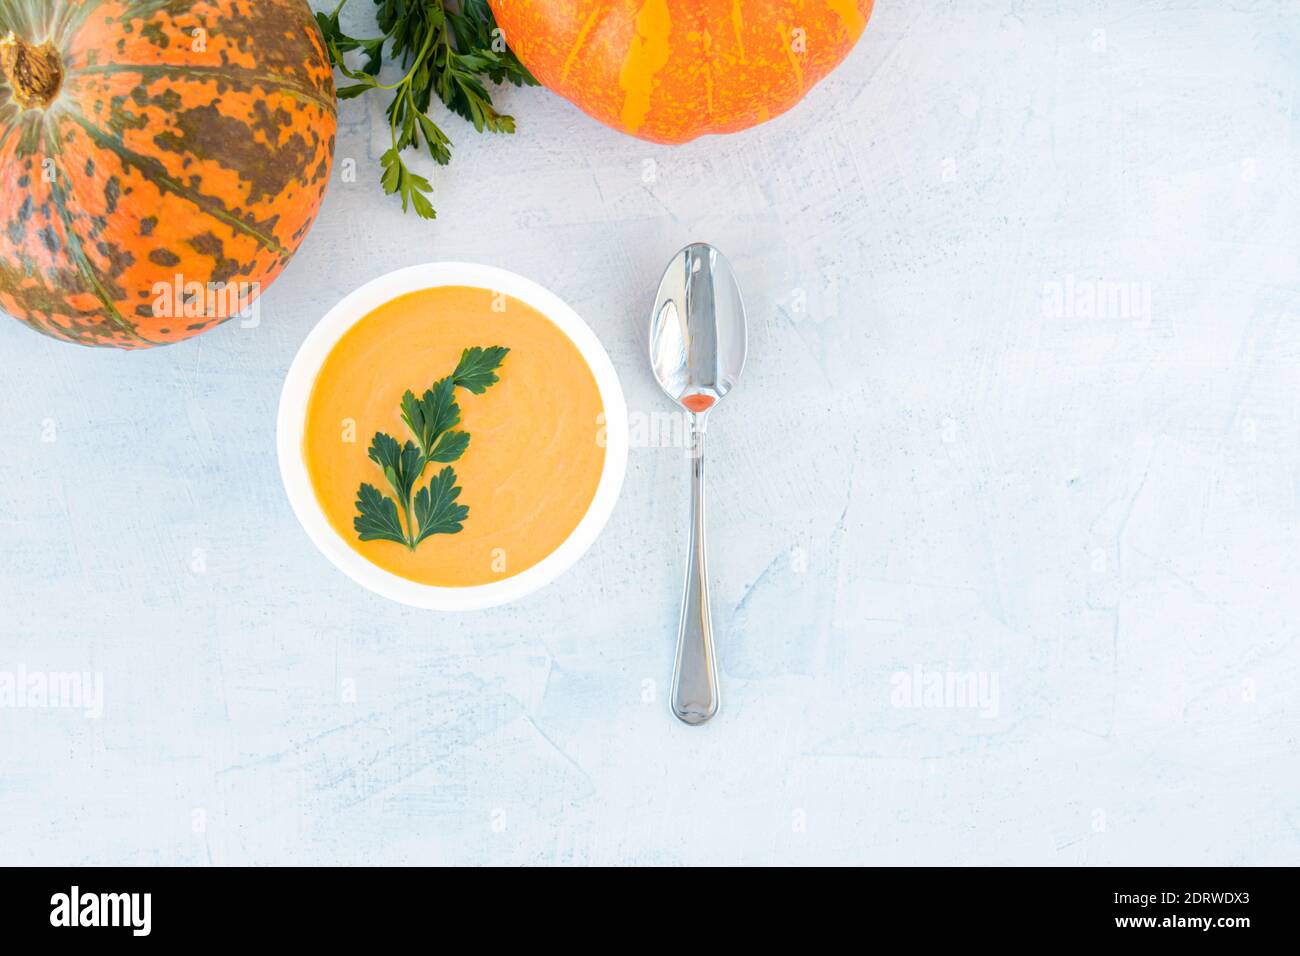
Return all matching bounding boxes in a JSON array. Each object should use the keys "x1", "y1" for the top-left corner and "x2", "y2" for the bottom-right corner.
[
  {"x1": 316, "y1": 0, "x2": 537, "y2": 219},
  {"x1": 354, "y1": 346, "x2": 509, "y2": 549}
]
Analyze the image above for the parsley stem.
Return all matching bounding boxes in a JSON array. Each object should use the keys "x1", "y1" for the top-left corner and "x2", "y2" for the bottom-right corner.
[
  {"x1": 386, "y1": 21, "x2": 438, "y2": 156},
  {"x1": 402, "y1": 491, "x2": 417, "y2": 550},
  {"x1": 373, "y1": 17, "x2": 438, "y2": 93},
  {"x1": 400, "y1": 451, "x2": 438, "y2": 549},
  {"x1": 388, "y1": 84, "x2": 406, "y2": 152}
]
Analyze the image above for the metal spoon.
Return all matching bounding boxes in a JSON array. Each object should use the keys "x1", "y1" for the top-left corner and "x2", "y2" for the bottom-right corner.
[{"x1": 650, "y1": 243, "x2": 748, "y2": 725}]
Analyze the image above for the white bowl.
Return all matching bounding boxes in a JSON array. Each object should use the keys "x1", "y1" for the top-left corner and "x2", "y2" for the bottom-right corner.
[{"x1": 276, "y1": 263, "x2": 628, "y2": 610}]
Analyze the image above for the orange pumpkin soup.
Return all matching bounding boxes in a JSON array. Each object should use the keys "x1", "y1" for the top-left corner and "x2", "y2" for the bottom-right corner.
[{"x1": 303, "y1": 286, "x2": 605, "y2": 587}]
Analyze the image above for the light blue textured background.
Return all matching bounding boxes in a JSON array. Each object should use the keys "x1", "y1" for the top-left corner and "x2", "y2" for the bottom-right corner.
[{"x1": 2, "y1": 0, "x2": 1299, "y2": 865}]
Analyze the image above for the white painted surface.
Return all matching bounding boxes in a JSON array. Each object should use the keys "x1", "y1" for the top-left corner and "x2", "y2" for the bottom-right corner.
[{"x1": 2, "y1": 0, "x2": 1298, "y2": 865}]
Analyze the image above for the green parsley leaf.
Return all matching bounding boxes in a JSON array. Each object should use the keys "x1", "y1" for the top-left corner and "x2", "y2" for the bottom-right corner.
[
  {"x1": 400, "y1": 378, "x2": 460, "y2": 456},
  {"x1": 427, "y1": 429, "x2": 469, "y2": 463},
  {"x1": 416, "y1": 112, "x2": 453, "y2": 165},
  {"x1": 379, "y1": 146, "x2": 436, "y2": 220},
  {"x1": 336, "y1": 83, "x2": 375, "y2": 100},
  {"x1": 413, "y1": 466, "x2": 469, "y2": 544},
  {"x1": 353, "y1": 483, "x2": 408, "y2": 545},
  {"x1": 452, "y1": 346, "x2": 510, "y2": 394},
  {"x1": 367, "y1": 432, "x2": 423, "y2": 501}
]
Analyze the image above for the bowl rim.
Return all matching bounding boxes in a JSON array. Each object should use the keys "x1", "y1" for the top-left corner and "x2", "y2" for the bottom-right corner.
[{"x1": 275, "y1": 262, "x2": 628, "y2": 611}]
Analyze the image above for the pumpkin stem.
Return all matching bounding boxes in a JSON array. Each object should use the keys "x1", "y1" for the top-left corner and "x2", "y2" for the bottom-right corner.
[{"x1": 0, "y1": 31, "x2": 64, "y2": 110}]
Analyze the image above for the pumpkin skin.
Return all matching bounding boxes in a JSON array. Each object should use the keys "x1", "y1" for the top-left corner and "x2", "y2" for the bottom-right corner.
[
  {"x1": 488, "y1": 0, "x2": 873, "y2": 144},
  {"x1": 0, "y1": 0, "x2": 335, "y2": 348}
]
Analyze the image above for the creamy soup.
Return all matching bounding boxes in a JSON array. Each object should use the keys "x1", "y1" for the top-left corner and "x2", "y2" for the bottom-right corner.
[{"x1": 303, "y1": 286, "x2": 606, "y2": 587}]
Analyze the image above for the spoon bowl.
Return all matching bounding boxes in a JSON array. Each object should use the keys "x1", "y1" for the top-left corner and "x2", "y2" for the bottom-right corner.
[{"x1": 650, "y1": 244, "x2": 747, "y2": 415}]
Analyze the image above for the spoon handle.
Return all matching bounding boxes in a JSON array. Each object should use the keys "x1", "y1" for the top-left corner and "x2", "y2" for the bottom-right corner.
[{"x1": 672, "y1": 417, "x2": 719, "y2": 724}]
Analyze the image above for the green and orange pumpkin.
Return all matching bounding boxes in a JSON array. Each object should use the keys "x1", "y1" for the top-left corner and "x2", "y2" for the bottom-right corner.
[
  {"x1": 0, "y1": 0, "x2": 335, "y2": 348},
  {"x1": 489, "y1": 0, "x2": 874, "y2": 144}
]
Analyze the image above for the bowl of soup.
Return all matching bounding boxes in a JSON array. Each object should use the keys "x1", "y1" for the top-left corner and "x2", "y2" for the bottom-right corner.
[{"x1": 277, "y1": 263, "x2": 628, "y2": 610}]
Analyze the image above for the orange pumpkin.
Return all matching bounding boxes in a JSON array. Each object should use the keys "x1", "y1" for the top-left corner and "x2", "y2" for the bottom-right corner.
[
  {"x1": 0, "y1": 0, "x2": 335, "y2": 348},
  {"x1": 488, "y1": 0, "x2": 874, "y2": 144}
]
